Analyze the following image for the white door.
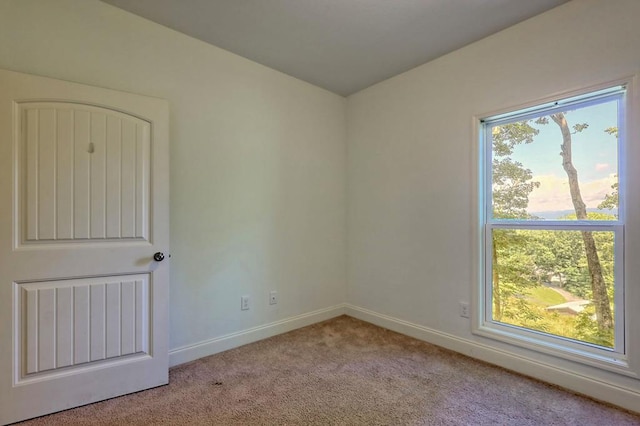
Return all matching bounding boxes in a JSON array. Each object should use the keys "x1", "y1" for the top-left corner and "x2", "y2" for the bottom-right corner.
[{"x1": 0, "y1": 69, "x2": 170, "y2": 425}]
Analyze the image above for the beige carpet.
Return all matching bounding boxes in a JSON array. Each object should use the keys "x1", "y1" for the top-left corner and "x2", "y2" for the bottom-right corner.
[{"x1": 18, "y1": 315, "x2": 640, "y2": 425}]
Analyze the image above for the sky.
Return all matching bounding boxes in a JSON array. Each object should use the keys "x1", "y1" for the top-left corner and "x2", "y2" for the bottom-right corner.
[{"x1": 494, "y1": 98, "x2": 619, "y2": 217}]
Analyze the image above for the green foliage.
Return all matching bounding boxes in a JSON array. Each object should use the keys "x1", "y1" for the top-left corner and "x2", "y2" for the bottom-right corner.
[
  {"x1": 492, "y1": 224, "x2": 615, "y2": 348},
  {"x1": 491, "y1": 122, "x2": 540, "y2": 219},
  {"x1": 605, "y1": 126, "x2": 618, "y2": 138},
  {"x1": 490, "y1": 121, "x2": 543, "y2": 321},
  {"x1": 598, "y1": 180, "x2": 618, "y2": 211},
  {"x1": 572, "y1": 123, "x2": 589, "y2": 133},
  {"x1": 574, "y1": 305, "x2": 615, "y2": 347},
  {"x1": 599, "y1": 126, "x2": 618, "y2": 212},
  {"x1": 501, "y1": 296, "x2": 546, "y2": 330}
]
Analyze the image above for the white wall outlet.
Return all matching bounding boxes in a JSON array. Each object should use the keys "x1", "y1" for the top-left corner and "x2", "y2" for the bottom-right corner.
[
  {"x1": 459, "y1": 301, "x2": 470, "y2": 318},
  {"x1": 241, "y1": 295, "x2": 250, "y2": 311},
  {"x1": 269, "y1": 290, "x2": 278, "y2": 305}
]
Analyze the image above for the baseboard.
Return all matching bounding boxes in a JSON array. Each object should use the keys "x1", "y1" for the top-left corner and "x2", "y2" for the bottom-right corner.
[
  {"x1": 169, "y1": 304, "x2": 347, "y2": 367},
  {"x1": 344, "y1": 304, "x2": 640, "y2": 414}
]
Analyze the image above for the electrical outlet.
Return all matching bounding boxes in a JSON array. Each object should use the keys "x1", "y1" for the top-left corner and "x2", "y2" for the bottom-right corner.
[
  {"x1": 241, "y1": 295, "x2": 250, "y2": 311},
  {"x1": 459, "y1": 302, "x2": 470, "y2": 318},
  {"x1": 269, "y1": 290, "x2": 278, "y2": 305}
]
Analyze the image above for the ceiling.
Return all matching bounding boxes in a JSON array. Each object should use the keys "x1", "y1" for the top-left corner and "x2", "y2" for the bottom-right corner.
[{"x1": 101, "y1": 0, "x2": 570, "y2": 96}]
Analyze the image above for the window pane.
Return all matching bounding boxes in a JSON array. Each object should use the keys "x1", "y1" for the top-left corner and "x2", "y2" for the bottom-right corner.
[
  {"x1": 491, "y1": 229, "x2": 615, "y2": 348},
  {"x1": 491, "y1": 99, "x2": 619, "y2": 220}
]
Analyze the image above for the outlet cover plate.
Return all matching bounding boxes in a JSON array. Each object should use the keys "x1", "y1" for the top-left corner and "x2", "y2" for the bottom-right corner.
[{"x1": 241, "y1": 295, "x2": 250, "y2": 310}]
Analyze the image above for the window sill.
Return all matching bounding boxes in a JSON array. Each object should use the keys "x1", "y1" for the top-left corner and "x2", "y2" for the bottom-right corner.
[{"x1": 473, "y1": 322, "x2": 637, "y2": 378}]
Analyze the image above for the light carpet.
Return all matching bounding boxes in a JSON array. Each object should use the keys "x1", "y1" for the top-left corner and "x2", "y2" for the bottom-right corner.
[{"x1": 18, "y1": 315, "x2": 640, "y2": 425}]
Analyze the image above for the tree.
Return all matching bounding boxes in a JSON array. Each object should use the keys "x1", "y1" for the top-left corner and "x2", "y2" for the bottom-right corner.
[
  {"x1": 523, "y1": 227, "x2": 584, "y2": 292},
  {"x1": 546, "y1": 113, "x2": 613, "y2": 331},
  {"x1": 491, "y1": 123, "x2": 540, "y2": 320}
]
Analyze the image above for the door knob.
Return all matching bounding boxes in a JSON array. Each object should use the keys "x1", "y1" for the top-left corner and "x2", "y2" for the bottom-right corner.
[{"x1": 153, "y1": 252, "x2": 165, "y2": 262}]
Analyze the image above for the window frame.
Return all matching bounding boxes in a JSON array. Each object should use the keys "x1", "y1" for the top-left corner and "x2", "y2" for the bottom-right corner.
[{"x1": 474, "y1": 78, "x2": 635, "y2": 376}]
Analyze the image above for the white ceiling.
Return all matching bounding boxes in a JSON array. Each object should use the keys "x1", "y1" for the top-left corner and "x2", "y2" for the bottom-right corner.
[{"x1": 101, "y1": 0, "x2": 569, "y2": 96}]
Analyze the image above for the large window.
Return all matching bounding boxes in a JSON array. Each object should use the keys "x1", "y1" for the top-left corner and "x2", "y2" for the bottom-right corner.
[{"x1": 477, "y1": 83, "x2": 629, "y2": 370}]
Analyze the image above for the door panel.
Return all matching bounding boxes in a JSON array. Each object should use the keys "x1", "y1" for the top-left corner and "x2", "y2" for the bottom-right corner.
[
  {"x1": 18, "y1": 102, "x2": 150, "y2": 245},
  {"x1": 18, "y1": 275, "x2": 149, "y2": 378},
  {"x1": 0, "y1": 69, "x2": 169, "y2": 425}
]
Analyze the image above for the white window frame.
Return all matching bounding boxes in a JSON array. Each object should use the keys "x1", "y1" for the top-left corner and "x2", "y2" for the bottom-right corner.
[{"x1": 474, "y1": 78, "x2": 636, "y2": 376}]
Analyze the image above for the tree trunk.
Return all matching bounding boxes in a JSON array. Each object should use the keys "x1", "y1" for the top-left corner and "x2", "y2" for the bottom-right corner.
[
  {"x1": 492, "y1": 239, "x2": 502, "y2": 321},
  {"x1": 550, "y1": 113, "x2": 613, "y2": 331}
]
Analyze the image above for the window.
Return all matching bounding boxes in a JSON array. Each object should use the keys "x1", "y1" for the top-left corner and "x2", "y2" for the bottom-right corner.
[{"x1": 477, "y1": 83, "x2": 630, "y2": 371}]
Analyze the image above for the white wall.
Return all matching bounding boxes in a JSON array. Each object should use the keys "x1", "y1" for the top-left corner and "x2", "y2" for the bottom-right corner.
[
  {"x1": 346, "y1": 0, "x2": 640, "y2": 411},
  {"x1": 0, "y1": 0, "x2": 347, "y2": 362}
]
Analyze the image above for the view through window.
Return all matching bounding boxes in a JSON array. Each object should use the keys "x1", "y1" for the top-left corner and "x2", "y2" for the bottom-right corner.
[{"x1": 482, "y1": 86, "x2": 625, "y2": 357}]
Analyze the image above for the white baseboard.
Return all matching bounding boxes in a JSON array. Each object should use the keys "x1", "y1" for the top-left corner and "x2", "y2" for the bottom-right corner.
[
  {"x1": 344, "y1": 304, "x2": 640, "y2": 414},
  {"x1": 169, "y1": 304, "x2": 347, "y2": 367}
]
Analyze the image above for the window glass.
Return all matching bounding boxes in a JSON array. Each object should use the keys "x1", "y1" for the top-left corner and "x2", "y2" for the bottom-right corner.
[
  {"x1": 490, "y1": 100, "x2": 619, "y2": 221},
  {"x1": 492, "y1": 228, "x2": 615, "y2": 348},
  {"x1": 481, "y1": 86, "x2": 625, "y2": 361}
]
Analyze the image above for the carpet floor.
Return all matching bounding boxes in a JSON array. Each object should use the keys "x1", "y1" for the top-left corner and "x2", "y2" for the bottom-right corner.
[{"x1": 17, "y1": 315, "x2": 640, "y2": 425}]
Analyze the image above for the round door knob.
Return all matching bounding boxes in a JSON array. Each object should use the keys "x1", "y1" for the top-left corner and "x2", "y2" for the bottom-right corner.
[{"x1": 153, "y1": 252, "x2": 165, "y2": 262}]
